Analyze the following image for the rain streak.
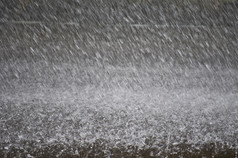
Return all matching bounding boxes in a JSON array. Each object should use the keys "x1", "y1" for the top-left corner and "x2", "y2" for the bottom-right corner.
[{"x1": 0, "y1": 0, "x2": 238, "y2": 157}]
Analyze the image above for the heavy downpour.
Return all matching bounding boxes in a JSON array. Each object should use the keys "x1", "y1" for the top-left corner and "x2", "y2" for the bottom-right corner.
[{"x1": 0, "y1": 0, "x2": 238, "y2": 157}]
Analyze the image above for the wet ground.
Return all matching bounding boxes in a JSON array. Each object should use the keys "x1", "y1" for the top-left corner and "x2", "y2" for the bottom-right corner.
[{"x1": 1, "y1": 0, "x2": 238, "y2": 157}]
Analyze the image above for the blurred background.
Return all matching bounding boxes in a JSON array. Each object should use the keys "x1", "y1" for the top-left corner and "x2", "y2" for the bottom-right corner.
[{"x1": 0, "y1": 0, "x2": 238, "y2": 91}]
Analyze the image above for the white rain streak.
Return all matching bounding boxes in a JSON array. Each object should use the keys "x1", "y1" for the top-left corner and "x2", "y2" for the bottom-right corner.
[{"x1": 0, "y1": 0, "x2": 238, "y2": 157}]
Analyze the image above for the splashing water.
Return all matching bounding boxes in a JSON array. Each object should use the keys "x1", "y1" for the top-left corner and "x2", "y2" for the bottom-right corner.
[{"x1": 0, "y1": 0, "x2": 238, "y2": 157}]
